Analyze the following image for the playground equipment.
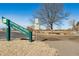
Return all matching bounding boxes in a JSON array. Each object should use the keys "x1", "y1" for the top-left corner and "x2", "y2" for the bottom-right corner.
[{"x1": 2, "y1": 17, "x2": 32, "y2": 42}]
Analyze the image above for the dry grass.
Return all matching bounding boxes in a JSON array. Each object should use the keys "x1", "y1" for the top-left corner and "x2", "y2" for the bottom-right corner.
[{"x1": 0, "y1": 39, "x2": 58, "y2": 56}]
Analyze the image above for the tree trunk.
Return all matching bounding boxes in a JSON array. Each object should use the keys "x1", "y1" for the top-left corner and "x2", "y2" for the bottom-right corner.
[
  {"x1": 50, "y1": 24, "x2": 53, "y2": 34},
  {"x1": 50, "y1": 24, "x2": 53, "y2": 30}
]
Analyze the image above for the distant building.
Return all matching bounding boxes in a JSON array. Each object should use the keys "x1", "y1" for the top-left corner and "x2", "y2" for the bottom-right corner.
[{"x1": 27, "y1": 26, "x2": 33, "y2": 31}]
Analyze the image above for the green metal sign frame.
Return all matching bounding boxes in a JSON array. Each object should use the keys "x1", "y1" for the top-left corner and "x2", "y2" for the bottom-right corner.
[{"x1": 2, "y1": 17, "x2": 32, "y2": 42}]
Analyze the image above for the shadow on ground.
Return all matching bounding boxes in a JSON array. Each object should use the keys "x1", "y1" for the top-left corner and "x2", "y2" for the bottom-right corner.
[{"x1": 41, "y1": 38, "x2": 61, "y2": 41}]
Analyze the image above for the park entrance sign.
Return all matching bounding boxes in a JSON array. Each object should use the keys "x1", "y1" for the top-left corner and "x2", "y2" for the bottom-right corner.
[{"x1": 2, "y1": 17, "x2": 32, "y2": 42}]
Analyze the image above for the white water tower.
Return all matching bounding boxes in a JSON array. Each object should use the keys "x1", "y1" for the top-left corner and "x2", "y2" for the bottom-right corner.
[{"x1": 34, "y1": 18, "x2": 40, "y2": 30}]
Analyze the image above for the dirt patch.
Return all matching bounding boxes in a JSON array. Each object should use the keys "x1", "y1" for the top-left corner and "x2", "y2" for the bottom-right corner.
[
  {"x1": 0, "y1": 39, "x2": 58, "y2": 56},
  {"x1": 45, "y1": 40, "x2": 79, "y2": 56}
]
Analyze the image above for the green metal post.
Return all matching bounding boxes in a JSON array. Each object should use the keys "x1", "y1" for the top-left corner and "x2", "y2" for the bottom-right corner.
[
  {"x1": 29, "y1": 31, "x2": 32, "y2": 42},
  {"x1": 6, "y1": 20, "x2": 11, "y2": 41}
]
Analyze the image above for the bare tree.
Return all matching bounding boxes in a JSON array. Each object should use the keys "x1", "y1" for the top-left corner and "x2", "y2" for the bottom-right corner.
[
  {"x1": 35, "y1": 3, "x2": 69, "y2": 30},
  {"x1": 68, "y1": 19, "x2": 76, "y2": 30}
]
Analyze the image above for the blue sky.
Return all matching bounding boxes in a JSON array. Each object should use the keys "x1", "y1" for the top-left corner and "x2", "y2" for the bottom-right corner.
[
  {"x1": 0, "y1": 3, "x2": 79, "y2": 29},
  {"x1": 0, "y1": 3, "x2": 41, "y2": 28}
]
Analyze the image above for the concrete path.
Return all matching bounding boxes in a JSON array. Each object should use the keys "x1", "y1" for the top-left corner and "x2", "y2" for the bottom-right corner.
[{"x1": 45, "y1": 40, "x2": 79, "y2": 56}]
